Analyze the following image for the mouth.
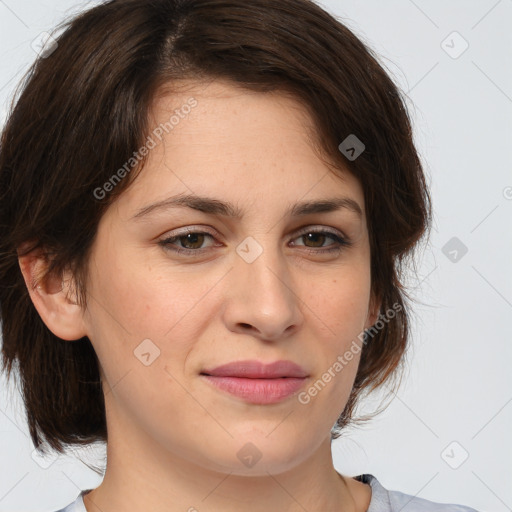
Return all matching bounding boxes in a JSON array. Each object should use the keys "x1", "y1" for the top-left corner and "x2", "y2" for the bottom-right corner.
[{"x1": 200, "y1": 360, "x2": 309, "y2": 404}]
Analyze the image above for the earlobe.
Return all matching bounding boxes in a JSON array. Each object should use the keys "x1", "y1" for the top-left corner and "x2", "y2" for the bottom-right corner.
[{"x1": 17, "y1": 245, "x2": 88, "y2": 341}]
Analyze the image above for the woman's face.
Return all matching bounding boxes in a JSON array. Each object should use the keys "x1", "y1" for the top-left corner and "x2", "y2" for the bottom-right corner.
[{"x1": 81, "y1": 79, "x2": 378, "y2": 475}]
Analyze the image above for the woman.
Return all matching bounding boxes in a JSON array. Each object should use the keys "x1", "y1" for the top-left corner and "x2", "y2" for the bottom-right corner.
[{"x1": 0, "y1": 0, "x2": 478, "y2": 510}]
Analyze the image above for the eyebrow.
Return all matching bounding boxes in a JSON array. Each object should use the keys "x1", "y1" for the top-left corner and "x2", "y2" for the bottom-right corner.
[{"x1": 131, "y1": 193, "x2": 363, "y2": 221}]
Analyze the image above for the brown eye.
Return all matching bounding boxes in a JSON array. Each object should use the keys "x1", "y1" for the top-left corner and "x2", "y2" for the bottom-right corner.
[
  {"x1": 301, "y1": 232, "x2": 329, "y2": 248},
  {"x1": 175, "y1": 232, "x2": 206, "y2": 250},
  {"x1": 159, "y1": 230, "x2": 218, "y2": 255},
  {"x1": 290, "y1": 228, "x2": 351, "y2": 254}
]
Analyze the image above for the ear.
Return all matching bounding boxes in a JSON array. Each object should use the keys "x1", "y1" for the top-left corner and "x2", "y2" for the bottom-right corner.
[
  {"x1": 17, "y1": 243, "x2": 88, "y2": 341},
  {"x1": 364, "y1": 291, "x2": 381, "y2": 330}
]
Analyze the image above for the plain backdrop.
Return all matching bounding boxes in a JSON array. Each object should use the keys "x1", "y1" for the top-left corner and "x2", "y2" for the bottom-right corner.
[{"x1": 0, "y1": 1, "x2": 511, "y2": 511}]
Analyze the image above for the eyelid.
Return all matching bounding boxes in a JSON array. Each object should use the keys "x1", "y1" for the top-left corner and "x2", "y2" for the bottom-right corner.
[
  {"x1": 157, "y1": 225, "x2": 218, "y2": 240},
  {"x1": 292, "y1": 225, "x2": 347, "y2": 240},
  {"x1": 160, "y1": 224, "x2": 347, "y2": 240}
]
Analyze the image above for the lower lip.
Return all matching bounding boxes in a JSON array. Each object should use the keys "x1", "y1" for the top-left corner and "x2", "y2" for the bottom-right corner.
[{"x1": 201, "y1": 375, "x2": 307, "y2": 404}]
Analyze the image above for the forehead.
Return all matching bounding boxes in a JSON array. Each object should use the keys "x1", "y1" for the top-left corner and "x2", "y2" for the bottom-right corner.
[
  {"x1": 150, "y1": 78, "x2": 321, "y2": 150},
  {"x1": 115, "y1": 78, "x2": 365, "y2": 221}
]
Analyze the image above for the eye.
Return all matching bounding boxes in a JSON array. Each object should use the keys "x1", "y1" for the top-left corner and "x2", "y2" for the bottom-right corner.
[
  {"x1": 158, "y1": 226, "x2": 352, "y2": 257},
  {"x1": 290, "y1": 227, "x2": 352, "y2": 254},
  {"x1": 158, "y1": 227, "x2": 218, "y2": 255}
]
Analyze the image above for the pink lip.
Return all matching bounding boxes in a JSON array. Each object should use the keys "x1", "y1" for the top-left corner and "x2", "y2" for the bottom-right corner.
[{"x1": 200, "y1": 360, "x2": 309, "y2": 404}]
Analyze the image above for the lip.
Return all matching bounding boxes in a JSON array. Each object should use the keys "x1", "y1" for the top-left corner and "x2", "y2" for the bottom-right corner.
[
  {"x1": 201, "y1": 359, "x2": 308, "y2": 378},
  {"x1": 200, "y1": 360, "x2": 309, "y2": 404}
]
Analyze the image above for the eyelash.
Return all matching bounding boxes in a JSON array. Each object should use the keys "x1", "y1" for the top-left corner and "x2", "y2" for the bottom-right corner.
[{"x1": 158, "y1": 226, "x2": 352, "y2": 257}]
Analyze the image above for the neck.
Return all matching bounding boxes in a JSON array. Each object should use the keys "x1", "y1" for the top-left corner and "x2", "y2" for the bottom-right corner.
[{"x1": 82, "y1": 435, "x2": 368, "y2": 512}]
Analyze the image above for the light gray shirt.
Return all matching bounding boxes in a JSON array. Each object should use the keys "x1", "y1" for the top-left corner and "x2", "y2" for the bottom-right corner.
[{"x1": 52, "y1": 474, "x2": 479, "y2": 511}]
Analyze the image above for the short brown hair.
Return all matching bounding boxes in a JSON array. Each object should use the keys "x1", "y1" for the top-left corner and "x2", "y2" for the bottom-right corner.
[{"x1": 0, "y1": 0, "x2": 431, "y2": 456}]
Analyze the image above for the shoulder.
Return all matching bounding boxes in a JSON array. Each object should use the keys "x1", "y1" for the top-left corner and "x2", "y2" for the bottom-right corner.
[
  {"x1": 49, "y1": 478, "x2": 480, "y2": 512},
  {"x1": 50, "y1": 490, "x2": 88, "y2": 512},
  {"x1": 355, "y1": 474, "x2": 480, "y2": 512}
]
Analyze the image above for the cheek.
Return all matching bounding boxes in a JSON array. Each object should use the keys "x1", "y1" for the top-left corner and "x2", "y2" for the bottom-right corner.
[
  {"x1": 302, "y1": 267, "x2": 372, "y2": 337},
  {"x1": 298, "y1": 270, "x2": 370, "y2": 400},
  {"x1": 88, "y1": 246, "x2": 215, "y2": 337},
  {"x1": 84, "y1": 251, "x2": 222, "y2": 385}
]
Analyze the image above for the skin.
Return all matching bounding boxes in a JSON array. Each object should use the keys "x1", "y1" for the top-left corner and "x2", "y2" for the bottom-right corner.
[{"x1": 19, "y1": 79, "x2": 380, "y2": 512}]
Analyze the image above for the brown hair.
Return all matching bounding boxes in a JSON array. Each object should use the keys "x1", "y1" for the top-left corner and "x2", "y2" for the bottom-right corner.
[{"x1": 0, "y1": 0, "x2": 431, "y2": 458}]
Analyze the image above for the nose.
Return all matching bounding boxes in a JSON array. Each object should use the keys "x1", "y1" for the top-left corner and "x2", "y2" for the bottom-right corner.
[{"x1": 222, "y1": 239, "x2": 304, "y2": 342}]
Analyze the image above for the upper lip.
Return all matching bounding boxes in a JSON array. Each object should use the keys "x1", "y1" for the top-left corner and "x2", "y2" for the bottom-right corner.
[{"x1": 201, "y1": 360, "x2": 309, "y2": 378}]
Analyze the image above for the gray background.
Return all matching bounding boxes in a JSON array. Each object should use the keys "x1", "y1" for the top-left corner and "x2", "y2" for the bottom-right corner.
[{"x1": 0, "y1": 1, "x2": 511, "y2": 511}]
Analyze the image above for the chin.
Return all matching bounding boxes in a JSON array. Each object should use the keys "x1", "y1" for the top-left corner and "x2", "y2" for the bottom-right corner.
[{"x1": 198, "y1": 430, "x2": 314, "y2": 476}]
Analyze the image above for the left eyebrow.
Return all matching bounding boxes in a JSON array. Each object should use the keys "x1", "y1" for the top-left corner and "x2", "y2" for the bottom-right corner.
[{"x1": 130, "y1": 193, "x2": 363, "y2": 221}]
